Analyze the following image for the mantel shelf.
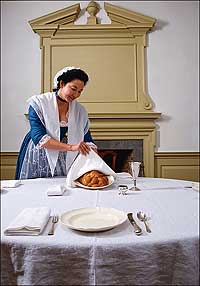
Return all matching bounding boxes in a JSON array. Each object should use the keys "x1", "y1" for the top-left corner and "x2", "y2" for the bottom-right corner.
[{"x1": 88, "y1": 112, "x2": 161, "y2": 119}]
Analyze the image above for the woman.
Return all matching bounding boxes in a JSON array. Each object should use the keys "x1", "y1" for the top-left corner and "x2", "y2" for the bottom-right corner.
[{"x1": 15, "y1": 66, "x2": 97, "y2": 179}]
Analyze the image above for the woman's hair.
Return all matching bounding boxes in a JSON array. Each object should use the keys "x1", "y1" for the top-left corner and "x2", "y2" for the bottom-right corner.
[{"x1": 54, "y1": 68, "x2": 89, "y2": 91}]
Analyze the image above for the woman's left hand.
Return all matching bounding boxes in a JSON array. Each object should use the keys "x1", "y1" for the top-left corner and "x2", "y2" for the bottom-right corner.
[{"x1": 70, "y1": 141, "x2": 91, "y2": 155}]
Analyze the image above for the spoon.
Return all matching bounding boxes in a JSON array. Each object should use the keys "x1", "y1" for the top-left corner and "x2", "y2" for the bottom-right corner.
[{"x1": 137, "y1": 211, "x2": 151, "y2": 233}]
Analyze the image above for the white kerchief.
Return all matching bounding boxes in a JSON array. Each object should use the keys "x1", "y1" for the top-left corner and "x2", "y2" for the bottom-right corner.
[
  {"x1": 27, "y1": 92, "x2": 88, "y2": 176},
  {"x1": 66, "y1": 149, "x2": 116, "y2": 187},
  {"x1": 66, "y1": 97, "x2": 88, "y2": 173},
  {"x1": 28, "y1": 92, "x2": 60, "y2": 176}
]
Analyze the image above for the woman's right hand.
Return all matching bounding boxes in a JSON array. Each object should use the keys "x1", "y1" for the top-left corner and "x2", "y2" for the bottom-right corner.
[{"x1": 70, "y1": 141, "x2": 90, "y2": 155}]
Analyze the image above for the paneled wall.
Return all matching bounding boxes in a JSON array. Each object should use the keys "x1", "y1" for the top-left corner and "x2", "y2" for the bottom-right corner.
[
  {"x1": 1, "y1": 152, "x2": 199, "y2": 182},
  {"x1": 0, "y1": 153, "x2": 18, "y2": 180},
  {"x1": 154, "y1": 152, "x2": 199, "y2": 182}
]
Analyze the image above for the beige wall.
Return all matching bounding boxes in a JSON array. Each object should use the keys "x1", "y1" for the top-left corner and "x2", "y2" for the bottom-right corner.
[{"x1": 1, "y1": 1, "x2": 199, "y2": 154}]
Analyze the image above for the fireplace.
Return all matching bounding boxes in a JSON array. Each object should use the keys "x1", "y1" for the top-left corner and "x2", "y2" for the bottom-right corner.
[
  {"x1": 95, "y1": 139, "x2": 144, "y2": 176},
  {"x1": 89, "y1": 112, "x2": 160, "y2": 178}
]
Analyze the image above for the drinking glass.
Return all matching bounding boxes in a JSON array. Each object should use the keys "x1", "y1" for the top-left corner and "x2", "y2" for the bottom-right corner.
[{"x1": 129, "y1": 161, "x2": 141, "y2": 190}]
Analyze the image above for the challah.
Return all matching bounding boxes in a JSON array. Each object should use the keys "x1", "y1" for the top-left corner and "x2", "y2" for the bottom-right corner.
[{"x1": 78, "y1": 170, "x2": 109, "y2": 188}]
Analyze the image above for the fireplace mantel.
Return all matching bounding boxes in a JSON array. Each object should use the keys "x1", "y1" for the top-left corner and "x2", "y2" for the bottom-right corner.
[
  {"x1": 89, "y1": 112, "x2": 161, "y2": 177},
  {"x1": 29, "y1": 1, "x2": 161, "y2": 177}
]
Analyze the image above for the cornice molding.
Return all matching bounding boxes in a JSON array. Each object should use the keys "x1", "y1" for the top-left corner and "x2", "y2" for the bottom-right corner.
[
  {"x1": 29, "y1": 1, "x2": 156, "y2": 36},
  {"x1": 104, "y1": 2, "x2": 156, "y2": 28},
  {"x1": 29, "y1": 3, "x2": 81, "y2": 33}
]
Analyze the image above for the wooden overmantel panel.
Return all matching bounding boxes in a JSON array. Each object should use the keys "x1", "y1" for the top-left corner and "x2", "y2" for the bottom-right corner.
[
  {"x1": 29, "y1": 1, "x2": 161, "y2": 176},
  {"x1": 29, "y1": 1, "x2": 158, "y2": 114}
]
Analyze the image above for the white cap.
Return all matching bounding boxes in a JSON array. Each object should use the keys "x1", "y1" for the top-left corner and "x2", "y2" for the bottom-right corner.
[{"x1": 53, "y1": 66, "x2": 80, "y2": 88}]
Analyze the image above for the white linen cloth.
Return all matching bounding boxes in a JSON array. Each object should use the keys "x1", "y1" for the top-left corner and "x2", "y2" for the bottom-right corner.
[
  {"x1": 1, "y1": 180, "x2": 22, "y2": 188},
  {"x1": 28, "y1": 92, "x2": 89, "y2": 176},
  {"x1": 46, "y1": 184, "x2": 67, "y2": 196},
  {"x1": 66, "y1": 149, "x2": 116, "y2": 187},
  {"x1": 4, "y1": 207, "x2": 51, "y2": 236}
]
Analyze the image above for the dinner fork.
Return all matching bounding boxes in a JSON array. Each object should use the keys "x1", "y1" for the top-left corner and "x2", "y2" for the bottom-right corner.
[{"x1": 48, "y1": 215, "x2": 59, "y2": 235}]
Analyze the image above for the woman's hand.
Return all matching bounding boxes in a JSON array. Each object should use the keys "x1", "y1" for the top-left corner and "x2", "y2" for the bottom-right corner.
[
  {"x1": 91, "y1": 147, "x2": 98, "y2": 153},
  {"x1": 70, "y1": 141, "x2": 91, "y2": 155}
]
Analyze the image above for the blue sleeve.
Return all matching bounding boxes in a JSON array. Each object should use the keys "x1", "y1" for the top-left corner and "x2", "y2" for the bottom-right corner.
[
  {"x1": 84, "y1": 129, "x2": 94, "y2": 143},
  {"x1": 28, "y1": 105, "x2": 47, "y2": 146}
]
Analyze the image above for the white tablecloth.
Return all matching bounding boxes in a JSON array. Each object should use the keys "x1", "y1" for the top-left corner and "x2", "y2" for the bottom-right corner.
[{"x1": 1, "y1": 175, "x2": 199, "y2": 285}]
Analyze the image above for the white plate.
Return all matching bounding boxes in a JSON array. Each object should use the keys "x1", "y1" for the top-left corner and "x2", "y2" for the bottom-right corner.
[
  {"x1": 60, "y1": 207, "x2": 127, "y2": 232},
  {"x1": 74, "y1": 175, "x2": 115, "y2": 190}
]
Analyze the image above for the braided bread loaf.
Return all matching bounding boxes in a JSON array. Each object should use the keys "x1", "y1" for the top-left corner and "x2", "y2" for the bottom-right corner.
[{"x1": 78, "y1": 170, "x2": 109, "y2": 188}]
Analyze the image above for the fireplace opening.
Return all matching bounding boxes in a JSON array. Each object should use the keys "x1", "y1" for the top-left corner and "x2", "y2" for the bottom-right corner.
[{"x1": 94, "y1": 139, "x2": 144, "y2": 176}]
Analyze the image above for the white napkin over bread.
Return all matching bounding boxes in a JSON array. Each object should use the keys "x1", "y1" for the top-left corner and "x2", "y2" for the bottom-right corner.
[
  {"x1": 66, "y1": 149, "x2": 116, "y2": 187},
  {"x1": 4, "y1": 207, "x2": 51, "y2": 236}
]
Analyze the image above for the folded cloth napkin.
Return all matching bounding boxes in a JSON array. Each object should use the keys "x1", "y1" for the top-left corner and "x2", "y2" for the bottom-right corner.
[
  {"x1": 66, "y1": 149, "x2": 116, "y2": 187},
  {"x1": 192, "y1": 182, "x2": 199, "y2": 192},
  {"x1": 47, "y1": 184, "x2": 67, "y2": 196},
  {"x1": 1, "y1": 180, "x2": 22, "y2": 189},
  {"x1": 4, "y1": 207, "x2": 51, "y2": 236}
]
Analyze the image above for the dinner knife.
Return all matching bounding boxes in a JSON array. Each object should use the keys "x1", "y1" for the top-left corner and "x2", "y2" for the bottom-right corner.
[{"x1": 127, "y1": 213, "x2": 142, "y2": 235}]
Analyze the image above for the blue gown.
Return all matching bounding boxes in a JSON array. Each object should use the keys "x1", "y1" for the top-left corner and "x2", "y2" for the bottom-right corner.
[{"x1": 15, "y1": 106, "x2": 94, "y2": 179}]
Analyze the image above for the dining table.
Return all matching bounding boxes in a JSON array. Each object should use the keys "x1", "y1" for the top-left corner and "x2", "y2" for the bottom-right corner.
[{"x1": 1, "y1": 173, "x2": 199, "y2": 286}]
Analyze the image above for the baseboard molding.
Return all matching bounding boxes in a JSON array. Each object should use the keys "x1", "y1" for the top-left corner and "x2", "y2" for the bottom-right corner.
[
  {"x1": 1, "y1": 152, "x2": 199, "y2": 182},
  {"x1": 154, "y1": 152, "x2": 200, "y2": 182}
]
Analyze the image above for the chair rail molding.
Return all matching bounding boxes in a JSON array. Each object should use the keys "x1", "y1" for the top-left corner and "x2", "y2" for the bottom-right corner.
[
  {"x1": 28, "y1": 1, "x2": 161, "y2": 177},
  {"x1": 1, "y1": 152, "x2": 199, "y2": 182}
]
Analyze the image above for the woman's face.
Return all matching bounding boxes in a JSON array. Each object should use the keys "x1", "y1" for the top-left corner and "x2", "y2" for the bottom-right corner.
[{"x1": 59, "y1": 79, "x2": 85, "y2": 102}]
